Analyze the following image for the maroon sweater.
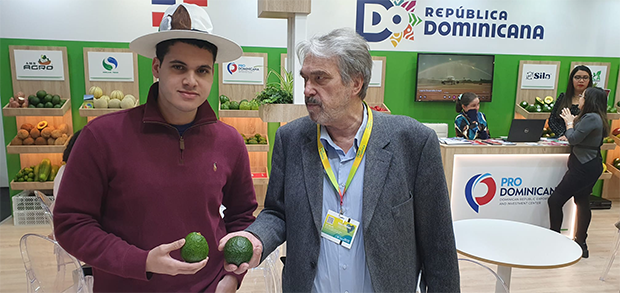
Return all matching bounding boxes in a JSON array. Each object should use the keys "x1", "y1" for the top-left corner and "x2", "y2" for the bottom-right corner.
[{"x1": 53, "y1": 83, "x2": 257, "y2": 292}]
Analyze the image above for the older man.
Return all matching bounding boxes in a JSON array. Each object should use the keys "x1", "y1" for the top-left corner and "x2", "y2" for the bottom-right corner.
[{"x1": 220, "y1": 28, "x2": 460, "y2": 292}]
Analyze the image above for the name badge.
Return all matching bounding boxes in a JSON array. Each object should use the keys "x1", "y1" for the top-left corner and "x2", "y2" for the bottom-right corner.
[{"x1": 320, "y1": 209, "x2": 360, "y2": 249}]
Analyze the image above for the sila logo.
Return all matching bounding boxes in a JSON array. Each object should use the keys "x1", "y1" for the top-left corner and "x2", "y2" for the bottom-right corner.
[
  {"x1": 227, "y1": 62, "x2": 238, "y2": 75},
  {"x1": 465, "y1": 173, "x2": 496, "y2": 213},
  {"x1": 102, "y1": 57, "x2": 118, "y2": 71},
  {"x1": 355, "y1": 0, "x2": 423, "y2": 47},
  {"x1": 526, "y1": 71, "x2": 551, "y2": 80}
]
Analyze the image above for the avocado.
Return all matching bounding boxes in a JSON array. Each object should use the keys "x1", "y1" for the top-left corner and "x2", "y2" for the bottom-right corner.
[
  {"x1": 181, "y1": 232, "x2": 209, "y2": 263},
  {"x1": 36, "y1": 90, "x2": 47, "y2": 99},
  {"x1": 224, "y1": 236, "x2": 253, "y2": 266}
]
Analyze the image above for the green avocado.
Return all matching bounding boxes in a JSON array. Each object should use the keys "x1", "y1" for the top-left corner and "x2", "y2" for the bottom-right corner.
[
  {"x1": 224, "y1": 236, "x2": 253, "y2": 266},
  {"x1": 181, "y1": 232, "x2": 209, "y2": 263},
  {"x1": 36, "y1": 90, "x2": 47, "y2": 99}
]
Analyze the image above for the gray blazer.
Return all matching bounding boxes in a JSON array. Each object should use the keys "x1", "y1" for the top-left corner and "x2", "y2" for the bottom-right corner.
[
  {"x1": 246, "y1": 111, "x2": 460, "y2": 292},
  {"x1": 565, "y1": 113, "x2": 604, "y2": 164}
]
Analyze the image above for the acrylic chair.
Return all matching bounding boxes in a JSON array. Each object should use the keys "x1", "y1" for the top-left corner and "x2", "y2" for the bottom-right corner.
[
  {"x1": 458, "y1": 258, "x2": 508, "y2": 293},
  {"x1": 20, "y1": 233, "x2": 91, "y2": 292},
  {"x1": 238, "y1": 246, "x2": 282, "y2": 293},
  {"x1": 600, "y1": 220, "x2": 620, "y2": 281},
  {"x1": 34, "y1": 190, "x2": 55, "y2": 239}
]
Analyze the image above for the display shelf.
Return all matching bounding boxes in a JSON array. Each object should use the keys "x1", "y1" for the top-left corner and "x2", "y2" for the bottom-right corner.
[
  {"x1": 2, "y1": 99, "x2": 70, "y2": 116},
  {"x1": 258, "y1": 0, "x2": 310, "y2": 18},
  {"x1": 602, "y1": 142, "x2": 617, "y2": 150},
  {"x1": 514, "y1": 104, "x2": 551, "y2": 120},
  {"x1": 599, "y1": 171, "x2": 613, "y2": 180},
  {"x1": 607, "y1": 163, "x2": 620, "y2": 179},
  {"x1": 608, "y1": 113, "x2": 620, "y2": 120},
  {"x1": 612, "y1": 134, "x2": 620, "y2": 147},
  {"x1": 258, "y1": 103, "x2": 307, "y2": 122},
  {"x1": 219, "y1": 109, "x2": 260, "y2": 118},
  {"x1": 368, "y1": 103, "x2": 391, "y2": 115},
  {"x1": 251, "y1": 166, "x2": 269, "y2": 185},
  {"x1": 10, "y1": 180, "x2": 54, "y2": 191},
  {"x1": 7, "y1": 135, "x2": 70, "y2": 154},
  {"x1": 78, "y1": 99, "x2": 139, "y2": 117},
  {"x1": 245, "y1": 143, "x2": 269, "y2": 152}
]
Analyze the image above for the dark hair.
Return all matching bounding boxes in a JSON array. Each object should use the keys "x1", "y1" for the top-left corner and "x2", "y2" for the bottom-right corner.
[
  {"x1": 63, "y1": 129, "x2": 82, "y2": 163},
  {"x1": 560, "y1": 65, "x2": 593, "y2": 110},
  {"x1": 456, "y1": 92, "x2": 478, "y2": 112},
  {"x1": 155, "y1": 39, "x2": 218, "y2": 63},
  {"x1": 575, "y1": 87, "x2": 609, "y2": 136}
]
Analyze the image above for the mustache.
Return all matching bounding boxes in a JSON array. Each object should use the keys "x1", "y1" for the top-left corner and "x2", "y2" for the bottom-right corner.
[{"x1": 305, "y1": 96, "x2": 320, "y2": 104}]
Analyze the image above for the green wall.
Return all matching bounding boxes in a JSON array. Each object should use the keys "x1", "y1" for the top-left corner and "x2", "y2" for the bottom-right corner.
[{"x1": 2, "y1": 38, "x2": 618, "y2": 196}]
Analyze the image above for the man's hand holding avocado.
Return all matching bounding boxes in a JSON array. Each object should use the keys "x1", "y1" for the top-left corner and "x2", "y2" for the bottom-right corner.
[
  {"x1": 218, "y1": 231, "x2": 263, "y2": 275},
  {"x1": 145, "y1": 238, "x2": 208, "y2": 276}
]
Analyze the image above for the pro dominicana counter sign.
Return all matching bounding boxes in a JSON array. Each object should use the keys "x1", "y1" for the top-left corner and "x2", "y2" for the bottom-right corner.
[
  {"x1": 87, "y1": 52, "x2": 135, "y2": 82},
  {"x1": 520, "y1": 64, "x2": 558, "y2": 90},
  {"x1": 14, "y1": 50, "x2": 65, "y2": 80},
  {"x1": 451, "y1": 154, "x2": 576, "y2": 236},
  {"x1": 222, "y1": 56, "x2": 264, "y2": 85}
]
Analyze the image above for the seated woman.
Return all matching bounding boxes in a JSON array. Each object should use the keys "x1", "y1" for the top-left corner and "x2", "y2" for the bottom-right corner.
[{"x1": 455, "y1": 92, "x2": 489, "y2": 139}]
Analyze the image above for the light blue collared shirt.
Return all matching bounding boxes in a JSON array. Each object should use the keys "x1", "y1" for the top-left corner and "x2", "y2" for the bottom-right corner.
[{"x1": 312, "y1": 104, "x2": 373, "y2": 293}]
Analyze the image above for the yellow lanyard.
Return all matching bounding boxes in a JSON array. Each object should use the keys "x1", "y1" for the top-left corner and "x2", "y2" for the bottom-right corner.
[{"x1": 317, "y1": 103, "x2": 373, "y2": 214}]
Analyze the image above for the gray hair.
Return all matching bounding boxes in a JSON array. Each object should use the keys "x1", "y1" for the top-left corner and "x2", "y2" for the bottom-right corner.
[{"x1": 296, "y1": 28, "x2": 373, "y2": 100}]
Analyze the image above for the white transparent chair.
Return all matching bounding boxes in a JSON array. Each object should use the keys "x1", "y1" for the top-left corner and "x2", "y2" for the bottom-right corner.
[
  {"x1": 238, "y1": 246, "x2": 282, "y2": 293},
  {"x1": 34, "y1": 190, "x2": 55, "y2": 239},
  {"x1": 20, "y1": 233, "x2": 92, "y2": 292},
  {"x1": 600, "y1": 220, "x2": 620, "y2": 281},
  {"x1": 458, "y1": 258, "x2": 508, "y2": 293}
]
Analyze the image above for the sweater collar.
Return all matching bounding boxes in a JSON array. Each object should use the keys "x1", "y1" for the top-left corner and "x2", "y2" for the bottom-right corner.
[{"x1": 142, "y1": 82, "x2": 217, "y2": 125}]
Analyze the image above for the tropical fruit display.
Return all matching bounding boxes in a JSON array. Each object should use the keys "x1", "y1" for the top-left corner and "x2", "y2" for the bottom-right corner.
[
  {"x1": 181, "y1": 232, "x2": 209, "y2": 263},
  {"x1": 88, "y1": 86, "x2": 138, "y2": 109},
  {"x1": 612, "y1": 158, "x2": 620, "y2": 170},
  {"x1": 13, "y1": 158, "x2": 61, "y2": 183},
  {"x1": 603, "y1": 136, "x2": 616, "y2": 143},
  {"x1": 220, "y1": 95, "x2": 260, "y2": 110},
  {"x1": 612, "y1": 128, "x2": 620, "y2": 138},
  {"x1": 224, "y1": 236, "x2": 253, "y2": 266},
  {"x1": 519, "y1": 96, "x2": 554, "y2": 113},
  {"x1": 10, "y1": 121, "x2": 70, "y2": 146},
  {"x1": 241, "y1": 133, "x2": 267, "y2": 144},
  {"x1": 7, "y1": 90, "x2": 65, "y2": 108},
  {"x1": 606, "y1": 105, "x2": 618, "y2": 113}
]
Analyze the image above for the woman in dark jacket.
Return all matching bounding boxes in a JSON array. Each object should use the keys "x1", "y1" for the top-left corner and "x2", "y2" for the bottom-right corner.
[
  {"x1": 549, "y1": 65, "x2": 593, "y2": 139},
  {"x1": 547, "y1": 87, "x2": 609, "y2": 258}
]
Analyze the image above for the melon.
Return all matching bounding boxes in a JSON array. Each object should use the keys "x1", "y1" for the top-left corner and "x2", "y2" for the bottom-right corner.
[
  {"x1": 108, "y1": 99, "x2": 121, "y2": 108},
  {"x1": 110, "y1": 90, "x2": 124, "y2": 100},
  {"x1": 89, "y1": 86, "x2": 103, "y2": 99}
]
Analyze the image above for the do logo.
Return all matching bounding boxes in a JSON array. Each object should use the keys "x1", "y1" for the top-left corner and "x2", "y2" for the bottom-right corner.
[
  {"x1": 355, "y1": 0, "x2": 420, "y2": 46},
  {"x1": 465, "y1": 173, "x2": 496, "y2": 213}
]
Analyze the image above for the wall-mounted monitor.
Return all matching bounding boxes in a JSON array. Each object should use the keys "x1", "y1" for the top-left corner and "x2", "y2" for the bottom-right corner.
[{"x1": 415, "y1": 53, "x2": 495, "y2": 102}]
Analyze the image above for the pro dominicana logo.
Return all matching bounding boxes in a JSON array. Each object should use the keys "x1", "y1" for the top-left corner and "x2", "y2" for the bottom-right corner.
[
  {"x1": 355, "y1": 0, "x2": 423, "y2": 47},
  {"x1": 102, "y1": 57, "x2": 118, "y2": 71},
  {"x1": 464, "y1": 173, "x2": 496, "y2": 213},
  {"x1": 227, "y1": 62, "x2": 238, "y2": 75}
]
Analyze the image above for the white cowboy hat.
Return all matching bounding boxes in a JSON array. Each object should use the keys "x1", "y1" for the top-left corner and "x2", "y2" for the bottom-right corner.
[{"x1": 130, "y1": 3, "x2": 242, "y2": 63}]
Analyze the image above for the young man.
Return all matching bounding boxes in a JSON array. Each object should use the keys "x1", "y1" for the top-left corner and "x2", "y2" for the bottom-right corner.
[
  {"x1": 53, "y1": 4, "x2": 257, "y2": 292},
  {"x1": 219, "y1": 28, "x2": 460, "y2": 292}
]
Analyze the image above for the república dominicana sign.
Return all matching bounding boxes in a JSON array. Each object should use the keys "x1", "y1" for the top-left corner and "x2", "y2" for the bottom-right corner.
[
  {"x1": 14, "y1": 50, "x2": 65, "y2": 81},
  {"x1": 87, "y1": 52, "x2": 135, "y2": 82}
]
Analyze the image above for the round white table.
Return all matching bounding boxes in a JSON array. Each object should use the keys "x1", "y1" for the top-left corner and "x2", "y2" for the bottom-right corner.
[{"x1": 453, "y1": 218, "x2": 583, "y2": 292}]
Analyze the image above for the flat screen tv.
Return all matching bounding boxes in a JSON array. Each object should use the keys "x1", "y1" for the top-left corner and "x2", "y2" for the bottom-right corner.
[{"x1": 415, "y1": 53, "x2": 495, "y2": 102}]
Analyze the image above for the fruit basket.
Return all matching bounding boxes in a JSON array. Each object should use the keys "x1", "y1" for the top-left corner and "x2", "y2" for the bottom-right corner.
[
  {"x1": 514, "y1": 103, "x2": 551, "y2": 120},
  {"x1": 2, "y1": 98, "x2": 70, "y2": 116}
]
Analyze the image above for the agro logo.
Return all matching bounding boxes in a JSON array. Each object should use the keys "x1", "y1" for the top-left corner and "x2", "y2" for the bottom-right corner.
[
  {"x1": 355, "y1": 0, "x2": 423, "y2": 47},
  {"x1": 526, "y1": 71, "x2": 551, "y2": 80},
  {"x1": 227, "y1": 62, "x2": 238, "y2": 75},
  {"x1": 465, "y1": 173, "x2": 496, "y2": 213},
  {"x1": 23, "y1": 55, "x2": 53, "y2": 70},
  {"x1": 102, "y1": 57, "x2": 118, "y2": 71}
]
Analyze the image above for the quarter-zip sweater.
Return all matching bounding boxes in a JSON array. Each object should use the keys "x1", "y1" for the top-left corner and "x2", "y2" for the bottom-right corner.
[{"x1": 53, "y1": 83, "x2": 257, "y2": 292}]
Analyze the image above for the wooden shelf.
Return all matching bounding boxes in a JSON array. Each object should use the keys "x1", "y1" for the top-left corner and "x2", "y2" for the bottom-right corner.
[
  {"x1": 219, "y1": 109, "x2": 260, "y2": 118},
  {"x1": 251, "y1": 166, "x2": 269, "y2": 185},
  {"x1": 612, "y1": 135, "x2": 620, "y2": 147},
  {"x1": 7, "y1": 137, "x2": 69, "y2": 154},
  {"x1": 257, "y1": 0, "x2": 310, "y2": 18},
  {"x1": 259, "y1": 104, "x2": 308, "y2": 122},
  {"x1": 368, "y1": 103, "x2": 392, "y2": 115},
  {"x1": 608, "y1": 113, "x2": 620, "y2": 120},
  {"x1": 514, "y1": 104, "x2": 551, "y2": 120},
  {"x1": 607, "y1": 163, "x2": 620, "y2": 179},
  {"x1": 599, "y1": 171, "x2": 613, "y2": 180},
  {"x1": 2, "y1": 99, "x2": 70, "y2": 116},
  {"x1": 246, "y1": 143, "x2": 269, "y2": 152},
  {"x1": 10, "y1": 180, "x2": 54, "y2": 191},
  {"x1": 602, "y1": 142, "x2": 617, "y2": 150},
  {"x1": 79, "y1": 106, "x2": 124, "y2": 117}
]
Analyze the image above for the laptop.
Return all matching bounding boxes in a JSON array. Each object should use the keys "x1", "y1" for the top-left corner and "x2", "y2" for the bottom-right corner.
[{"x1": 507, "y1": 119, "x2": 546, "y2": 142}]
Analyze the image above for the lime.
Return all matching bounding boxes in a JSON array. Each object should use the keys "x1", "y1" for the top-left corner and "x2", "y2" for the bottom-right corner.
[
  {"x1": 224, "y1": 236, "x2": 253, "y2": 266},
  {"x1": 219, "y1": 95, "x2": 230, "y2": 104}
]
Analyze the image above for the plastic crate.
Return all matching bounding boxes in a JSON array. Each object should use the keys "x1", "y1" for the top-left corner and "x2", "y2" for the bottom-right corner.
[{"x1": 12, "y1": 190, "x2": 54, "y2": 226}]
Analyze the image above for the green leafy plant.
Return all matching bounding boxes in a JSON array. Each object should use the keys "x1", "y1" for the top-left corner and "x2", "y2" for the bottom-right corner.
[{"x1": 256, "y1": 67, "x2": 293, "y2": 104}]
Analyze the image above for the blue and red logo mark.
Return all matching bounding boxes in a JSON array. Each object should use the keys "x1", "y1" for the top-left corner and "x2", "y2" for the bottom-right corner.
[
  {"x1": 465, "y1": 173, "x2": 496, "y2": 213},
  {"x1": 355, "y1": 0, "x2": 423, "y2": 47},
  {"x1": 227, "y1": 62, "x2": 238, "y2": 75}
]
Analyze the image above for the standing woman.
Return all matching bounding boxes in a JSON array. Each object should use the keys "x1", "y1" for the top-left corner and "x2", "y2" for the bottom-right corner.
[
  {"x1": 455, "y1": 92, "x2": 490, "y2": 139},
  {"x1": 549, "y1": 65, "x2": 593, "y2": 139},
  {"x1": 547, "y1": 87, "x2": 609, "y2": 258}
]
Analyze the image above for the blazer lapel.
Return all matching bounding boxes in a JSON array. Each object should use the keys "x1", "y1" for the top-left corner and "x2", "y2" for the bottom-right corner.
[
  {"x1": 301, "y1": 129, "x2": 324, "y2": 232},
  {"x1": 362, "y1": 114, "x2": 392, "y2": 234}
]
